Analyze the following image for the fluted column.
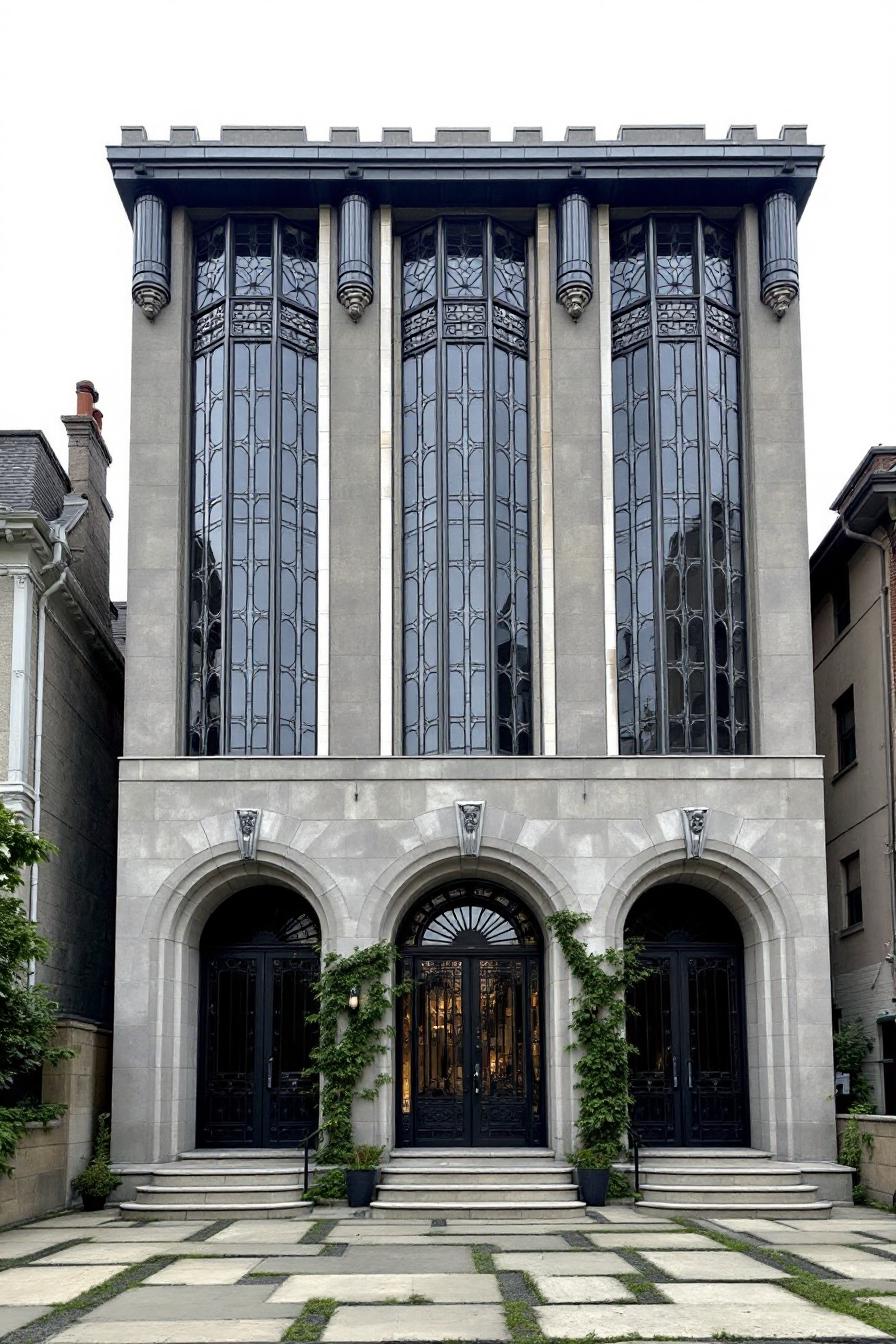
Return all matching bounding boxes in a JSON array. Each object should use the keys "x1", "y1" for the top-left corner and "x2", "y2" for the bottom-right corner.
[
  {"x1": 556, "y1": 193, "x2": 593, "y2": 320},
  {"x1": 760, "y1": 191, "x2": 799, "y2": 318},
  {"x1": 337, "y1": 193, "x2": 374, "y2": 321},
  {"x1": 131, "y1": 193, "x2": 171, "y2": 320}
]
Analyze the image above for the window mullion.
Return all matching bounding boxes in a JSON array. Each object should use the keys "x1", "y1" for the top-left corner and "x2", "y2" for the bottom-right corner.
[
  {"x1": 221, "y1": 217, "x2": 233, "y2": 755},
  {"x1": 695, "y1": 217, "x2": 717, "y2": 755}
]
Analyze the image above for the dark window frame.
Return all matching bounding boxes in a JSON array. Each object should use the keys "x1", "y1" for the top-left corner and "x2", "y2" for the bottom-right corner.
[
  {"x1": 834, "y1": 686, "x2": 857, "y2": 773},
  {"x1": 832, "y1": 568, "x2": 851, "y2": 637},
  {"x1": 187, "y1": 215, "x2": 319, "y2": 757},
  {"x1": 399, "y1": 216, "x2": 533, "y2": 756},
  {"x1": 610, "y1": 213, "x2": 749, "y2": 756},
  {"x1": 843, "y1": 851, "x2": 863, "y2": 929}
]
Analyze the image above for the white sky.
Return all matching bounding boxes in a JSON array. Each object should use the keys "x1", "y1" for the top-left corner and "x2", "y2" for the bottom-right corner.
[{"x1": 2, "y1": 0, "x2": 895, "y2": 599}]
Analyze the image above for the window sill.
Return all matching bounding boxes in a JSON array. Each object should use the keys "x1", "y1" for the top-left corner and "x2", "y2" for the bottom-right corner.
[
  {"x1": 832, "y1": 759, "x2": 859, "y2": 785},
  {"x1": 839, "y1": 922, "x2": 864, "y2": 939}
]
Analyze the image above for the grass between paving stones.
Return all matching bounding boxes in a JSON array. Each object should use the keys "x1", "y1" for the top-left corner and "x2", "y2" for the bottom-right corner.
[
  {"x1": 779, "y1": 1271, "x2": 896, "y2": 1336},
  {"x1": 281, "y1": 1295, "x2": 338, "y2": 1342},
  {"x1": 503, "y1": 1298, "x2": 546, "y2": 1343},
  {"x1": 301, "y1": 1218, "x2": 338, "y2": 1243},
  {"x1": 472, "y1": 1243, "x2": 497, "y2": 1273},
  {"x1": 0, "y1": 1254, "x2": 179, "y2": 1344},
  {"x1": 670, "y1": 1215, "x2": 846, "y2": 1278},
  {"x1": 616, "y1": 1271, "x2": 668, "y2": 1304},
  {"x1": 182, "y1": 1217, "x2": 233, "y2": 1241},
  {"x1": 0, "y1": 1239, "x2": 87, "y2": 1273}
]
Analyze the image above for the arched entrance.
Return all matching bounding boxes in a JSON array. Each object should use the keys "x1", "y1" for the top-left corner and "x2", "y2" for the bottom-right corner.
[
  {"x1": 625, "y1": 886, "x2": 749, "y2": 1147},
  {"x1": 396, "y1": 880, "x2": 545, "y2": 1147},
  {"x1": 197, "y1": 887, "x2": 320, "y2": 1148}
]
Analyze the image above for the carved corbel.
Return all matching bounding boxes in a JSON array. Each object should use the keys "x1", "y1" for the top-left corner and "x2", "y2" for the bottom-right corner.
[
  {"x1": 337, "y1": 193, "x2": 374, "y2": 321},
  {"x1": 456, "y1": 801, "x2": 485, "y2": 858},
  {"x1": 556, "y1": 193, "x2": 593, "y2": 320},
  {"x1": 681, "y1": 807, "x2": 708, "y2": 861},
  {"x1": 131, "y1": 193, "x2": 171, "y2": 320},
  {"x1": 760, "y1": 191, "x2": 799, "y2": 318},
  {"x1": 234, "y1": 809, "x2": 261, "y2": 862}
]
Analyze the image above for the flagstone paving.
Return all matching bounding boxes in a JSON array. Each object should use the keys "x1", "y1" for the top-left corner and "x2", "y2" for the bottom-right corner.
[{"x1": 3, "y1": 1202, "x2": 896, "y2": 1342}]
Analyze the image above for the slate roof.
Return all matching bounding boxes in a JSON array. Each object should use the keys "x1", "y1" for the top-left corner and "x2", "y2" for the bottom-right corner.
[{"x1": 0, "y1": 431, "x2": 71, "y2": 522}]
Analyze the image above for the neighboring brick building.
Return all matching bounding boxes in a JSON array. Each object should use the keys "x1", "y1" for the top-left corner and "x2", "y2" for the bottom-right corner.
[
  {"x1": 0, "y1": 384, "x2": 124, "y2": 1224},
  {"x1": 811, "y1": 450, "x2": 896, "y2": 1114}
]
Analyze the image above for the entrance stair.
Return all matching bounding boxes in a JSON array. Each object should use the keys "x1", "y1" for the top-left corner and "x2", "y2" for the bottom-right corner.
[
  {"x1": 615, "y1": 1147, "x2": 839, "y2": 1219},
  {"x1": 118, "y1": 1150, "x2": 313, "y2": 1220},
  {"x1": 371, "y1": 1148, "x2": 587, "y2": 1220}
]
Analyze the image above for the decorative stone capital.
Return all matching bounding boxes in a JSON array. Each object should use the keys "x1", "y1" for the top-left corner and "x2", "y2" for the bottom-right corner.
[
  {"x1": 234, "y1": 808, "x2": 261, "y2": 862},
  {"x1": 132, "y1": 282, "x2": 169, "y2": 321},
  {"x1": 337, "y1": 193, "x2": 374, "y2": 322},
  {"x1": 337, "y1": 281, "x2": 372, "y2": 323},
  {"x1": 760, "y1": 191, "x2": 799, "y2": 320},
  {"x1": 762, "y1": 281, "x2": 798, "y2": 319},
  {"x1": 556, "y1": 193, "x2": 593, "y2": 321},
  {"x1": 455, "y1": 800, "x2": 485, "y2": 858},
  {"x1": 132, "y1": 193, "x2": 170, "y2": 321},
  {"x1": 681, "y1": 807, "x2": 708, "y2": 860},
  {"x1": 557, "y1": 282, "x2": 592, "y2": 321}
]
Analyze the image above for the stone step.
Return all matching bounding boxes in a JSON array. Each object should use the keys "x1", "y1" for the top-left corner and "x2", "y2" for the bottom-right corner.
[
  {"x1": 375, "y1": 1183, "x2": 579, "y2": 1204},
  {"x1": 626, "y1": 1166, "x2": 802, "y2": 1187},
  {"x1": 640, "y1": 1182, "x2": 821, "y2": 1205},
  {"x1": 641, "y1": 1198, "x2": 832, "y2": 1219},
  {"x1": 380, "y1": 1166, "x2": 573, "y2": 1186},
  {"x1": 388, "y1": 1148, "x2": 555, "y2": 1160},
  {"x1": 119, "y1": 1199, "x2": 313, "y2": 1221},
  {"x1": 133, "y1": 1183, "x2": 305, "y2": 1207},
  {"x1": 371, "y1": 1200, "x2": 588, "y2": 1220},
  {"x1": 151, "y1": 1168, "x2": 302, "y2": 1188},
  {"x1": 176, "y1": 1149, "x2": 305, "y2": 1161},
  {"x1": 635, "y1": 1148, "x2": 773, "y2": 1161}
]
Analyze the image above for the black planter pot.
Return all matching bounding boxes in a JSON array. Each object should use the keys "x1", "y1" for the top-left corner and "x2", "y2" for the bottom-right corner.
[
  {"x1": 577, "y1": 1167, "x2": 610, "y2": 1207},
  {"x1": 81, "y1": 1193, "x2": 108, "y2": 1212},
  {"x1": 345, "y1": 1168, "x2": 378, "y2": 1208}
]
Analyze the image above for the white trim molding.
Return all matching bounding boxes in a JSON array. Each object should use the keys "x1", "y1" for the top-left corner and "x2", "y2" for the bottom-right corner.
[
  {"x1": 379, "y1": 205, "x2": 394, "y2": 756},
  {"x1": 536, "y1": 206, "x2": 557, "y2": 756},
  {"x1": 317, "y1": 206, "x2": 332, "y2": 755},
  {"x1": 597, "y1": 206, "x2": 619, "y2": 755}
]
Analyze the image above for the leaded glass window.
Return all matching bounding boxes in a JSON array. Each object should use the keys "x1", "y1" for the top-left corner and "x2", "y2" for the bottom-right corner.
[
  {"x1": 611, "y1": 215, "x2": 749, "y2": 755},
  {"x1": 401, "y1": 218, "x2": 531, "y2": 755},
  {"x1": 189, "y1": 217, "x2": 319, "y2": 756}
]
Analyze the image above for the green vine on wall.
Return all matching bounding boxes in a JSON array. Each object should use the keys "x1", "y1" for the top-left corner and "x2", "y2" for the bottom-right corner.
[
  {"x1": 547, "y1": 910, "x2": 648, "y2": 1166},
  {"x1": 307, "y1": 942, "x2": 409, "y2": 1165}
]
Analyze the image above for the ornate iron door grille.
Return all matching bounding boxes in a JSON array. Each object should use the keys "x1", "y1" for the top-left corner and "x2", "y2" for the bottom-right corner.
[
  {"x1": 627, "y1": 941, "x2": 748, "y2": 1147},
  {"x1": 396, "y1": 882, "x2": 544, "y2": 1146},
  {"x1": 198, "y1": 947, "x2": 319, "y2": 1147}
]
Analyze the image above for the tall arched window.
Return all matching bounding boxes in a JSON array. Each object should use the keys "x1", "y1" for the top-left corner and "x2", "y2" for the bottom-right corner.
[
  {"x1": 401, "y1": 218, "x2": 532, "y2": 756},
  {"x1": 611, "y1": 215, "x2": 749, "y2": 755},
  {"x1": 188, "y1": 217, "x2": 319, "y2": 756}
]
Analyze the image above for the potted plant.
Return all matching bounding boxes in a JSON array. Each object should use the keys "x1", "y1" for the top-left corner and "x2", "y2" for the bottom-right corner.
[
  {"x1": 344, "y1": 1144, "x2": 384, "y2": 1208},
  {"x1": 567, "y1": 1144, "x2": 620, "y2": 1208},
  {"x1": 72, "y1": 1113, "x2": 120, "y2": 1212}
]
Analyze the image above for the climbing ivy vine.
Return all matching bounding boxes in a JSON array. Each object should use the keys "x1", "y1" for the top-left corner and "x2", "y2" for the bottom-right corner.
[
  {"x1": 547, "y1": 910, "x2": 647, "y2": 1165},
  {"x1": 307, "y1": 942, "x2": 409, "y2": 1165}
]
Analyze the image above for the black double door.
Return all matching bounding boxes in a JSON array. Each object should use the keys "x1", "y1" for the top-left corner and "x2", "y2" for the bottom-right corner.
[
  {"x1": 198, "y1": 947, "x2": 319, "y2": 1148},
  {"x1": 627, "y1": 943, "x2": 748, "y2": 1147},
  {"x1": 398, "y1": 953, "x2": 544, "y2": 1147}
]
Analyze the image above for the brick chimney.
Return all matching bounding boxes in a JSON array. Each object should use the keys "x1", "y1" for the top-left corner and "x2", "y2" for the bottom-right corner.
[{"x1": 62, "y1": 380, "x2": 113, "y2": 621}]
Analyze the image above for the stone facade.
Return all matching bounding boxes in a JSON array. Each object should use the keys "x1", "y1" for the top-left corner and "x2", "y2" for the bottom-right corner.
[{"x1": 108, "y1": 124, "x2": 836, "y2": 1179}]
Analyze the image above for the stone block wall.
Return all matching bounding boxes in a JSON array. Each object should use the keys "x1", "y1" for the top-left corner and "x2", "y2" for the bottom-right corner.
[
  {"x1": 836, "y1": 1114, "x2": 896, "y2": 1206},
  {"x1": 0, "y1": 1020, "x2": 111, "y2": 1227}
]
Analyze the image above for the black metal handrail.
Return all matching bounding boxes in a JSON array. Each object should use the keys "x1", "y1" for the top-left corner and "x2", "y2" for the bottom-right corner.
[
  {"x1": 626, "y1": 1123, "x2": 642, "y2": 1194},
  {"x1": 302, "y1": 1125, "x2": 323, "y2": 1194}
]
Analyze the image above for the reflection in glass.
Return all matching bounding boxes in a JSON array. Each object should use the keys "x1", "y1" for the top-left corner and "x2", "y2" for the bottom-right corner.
[
  {"x1": 401, "y1": 218, "x2": 531, "y2": 755},
  {"x1": 612, "y1": 215, "x2": 749, "y2": 755},
  {"x1": 189, "y1": 218, "x2": 318, "y2": 756}
]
